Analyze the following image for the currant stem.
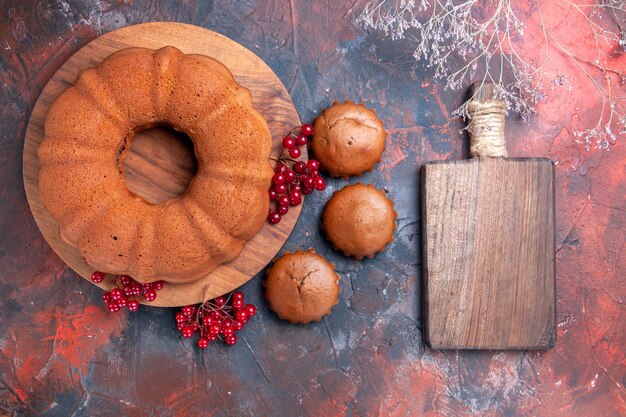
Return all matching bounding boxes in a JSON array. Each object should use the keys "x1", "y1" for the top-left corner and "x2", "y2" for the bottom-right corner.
[
  {"x1": 270, "y1": 156, "x2": 301, "y2": 164},
  {"x1": 288, "y1": 126, "x2": 301, "y2": 136}
]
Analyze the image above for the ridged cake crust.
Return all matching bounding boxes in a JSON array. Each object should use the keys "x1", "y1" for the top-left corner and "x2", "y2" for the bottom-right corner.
[{"x1": 38, "y1": 46, "x2": 273, "y2": 284}]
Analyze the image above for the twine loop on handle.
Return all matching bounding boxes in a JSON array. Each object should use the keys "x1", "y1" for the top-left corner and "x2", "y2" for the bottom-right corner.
[{"x1": 467, "y1": 82, "x2": 508, "y2": 158}]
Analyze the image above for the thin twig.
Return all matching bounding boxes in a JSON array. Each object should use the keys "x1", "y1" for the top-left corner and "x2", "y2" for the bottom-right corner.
[{"x1": 357, "y1": 0, "x2": 626, "y2": 149}]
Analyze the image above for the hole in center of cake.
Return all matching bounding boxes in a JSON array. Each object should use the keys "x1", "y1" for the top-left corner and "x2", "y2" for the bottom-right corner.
[{"x1": 121, "y1": 125, "x2": 199, "y2": 205}]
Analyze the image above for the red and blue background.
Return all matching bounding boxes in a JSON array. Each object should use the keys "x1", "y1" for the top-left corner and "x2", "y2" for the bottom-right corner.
[{"x1": 0, "y1": 1, "x2": 624, "y2": 416}]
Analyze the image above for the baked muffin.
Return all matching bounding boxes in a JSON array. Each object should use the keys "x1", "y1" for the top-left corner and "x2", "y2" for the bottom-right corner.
[
  {"x1": 311, "y1": 100, "x2": 386, "y2": 178},
  {"x1": 264, "y1": 249, "x2": 340, "y2": 324},
  {"x1": 322, "y1": 183, "x2": 396, "y2": 259}
]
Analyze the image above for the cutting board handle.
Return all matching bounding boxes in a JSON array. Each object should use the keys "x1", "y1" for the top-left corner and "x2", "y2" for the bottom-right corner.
[{"x1": 467, "y1": 82, "x2": 508, "y2": 158}]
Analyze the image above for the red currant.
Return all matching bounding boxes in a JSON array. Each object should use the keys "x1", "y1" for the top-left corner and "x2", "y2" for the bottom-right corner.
[
  {"x1": 131, "y1": 284, "x2": 142, "y2": 295},
  {"x1": 282, "y1": 136, "x2": 296, "y2": 149},
  {"x1": 107, "y1": 301, "x2": 120, "y2": 312},
  {"x1": 119, "y1": 274, "x2": 132, "y2": 285},
  {"x1": 235, "y1": 309, "x2": 248, "y2": 323},
  {"x1": 301, "y1": 123, "x2": 314, "y2": 136},
  {"x1": 277, "y1": 204, "x2": 289, "y2": 215},
  {"x1": 268, "y1": 211, "x2": 281, "y2": 224},
  {"x1": 117, "y1": 296, "x2": 128, "y2": 308},
  {"x1": 314, "y1": 177, "x2": 326, "y2": 191},
  {"x1": 91, "y1": 271, "x2": 105, "y2": 283},
  {"x1": 295, "y1": 134, "x2": 308, "y2": 146},
  {"x1": 111, "y1": 288, "x2": 123, "y2": 301},
  {"x1": 289, "y1": 191, "x2": 302, "y2": 206},
  {"x1": 153, "y1": 280, "x2": 164, "y2": 291},
  {"x1": 181, "y1": 326, "x2": 195, "y2": 338},
  {"x1": 245, "y1": 304, "x2": 257, "y2": 317},
  {"x1": 278, "y1": 195, "x2": 290, "y2": 207},
  {"x1": 294, "y1": 161, "x2": 307, "y2": 173},
  {"x1": 274, "y1": 183, "x2": 287, "y2": 194},
  {"x1": 174, "y1": 291, "x2": 255, "y2": 348},
  {"x1": 128, "y1": 300, "x2": 139, "y2": 312},
  {"x1": 284, "y1": 169, "x2": 296, "y2": 184},
  {"x1": 272, "y1": 173, "x2": 286, "y2": 186},
  {"x1": 123, "y1": 285, "x2": 134, "y2": 296},
  {"x1": 269, "y1": 189, "x2": 278, "y2": 201},
  {"x1": 290, "y1": 188, "x2": 302, "y2": 198},
  {"x1": 144, "y1": 289, "x2": 157, "y2": 302},
  {"x1": 303, "y1": 176, "x2": 315, "y2": 188},
  {"x1": 289, "y1": 147, "x2": 301, "y2": 158},
  {"x1": 302, "y1": 186, "x2": 314, "y2": 195},
  {"x1": 102, "y1": 291, "x2": 112, "y2": 303},
  {"x1": 275, "y1": 163, "x2": 287, "y2": 174},
  {"x1": 307, "y1": 159, "x2": 320, "y2": 171}
]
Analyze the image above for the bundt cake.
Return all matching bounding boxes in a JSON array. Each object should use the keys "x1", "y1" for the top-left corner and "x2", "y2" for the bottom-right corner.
[{"x1": 38, "y1": 46, "x2": 273, "y2": 284}]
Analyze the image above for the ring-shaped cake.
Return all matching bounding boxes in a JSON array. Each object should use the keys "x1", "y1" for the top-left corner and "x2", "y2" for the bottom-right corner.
[{"x1": 37, "y1": 46, "x2": 273, "y2": 284}]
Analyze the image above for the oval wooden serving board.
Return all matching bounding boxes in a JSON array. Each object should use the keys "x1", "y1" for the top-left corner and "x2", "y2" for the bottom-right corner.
[{"x1": 23, "y1": 22, "x2": 304, "y2": 307}]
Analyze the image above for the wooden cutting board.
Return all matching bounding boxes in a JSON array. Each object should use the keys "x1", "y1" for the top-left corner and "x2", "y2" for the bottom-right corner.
[
  {"x1": 421, "y1": 82, "x2": 556, "y2": 349},
  {"x1": 22, "y1": 22, "x2": 303, "y2": 307}
]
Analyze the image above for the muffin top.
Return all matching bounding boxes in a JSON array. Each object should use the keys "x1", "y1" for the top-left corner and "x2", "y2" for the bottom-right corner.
[
  {"x1": 311, "y1": 101, "x2": 386, "y2": 178},
  {"x1": 264, "y1": 249, "x2": 340, "y2": 324},
  {"x1": 322, "y1": 183, "x2": 397, "y2": 259}
]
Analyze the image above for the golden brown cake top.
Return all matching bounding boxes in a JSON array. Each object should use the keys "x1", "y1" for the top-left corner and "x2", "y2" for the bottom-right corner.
[
  {"x1": 264, "y1": 249, "x2": 340, "y2": 324},
  {"x1": 322, "y1": 183, "x2": 396, "y2": 259},
  {"x1": 38, "y1": 46, "x2": 273, "y2": 284},
  {"x1": 311, "y1": 100, "x2": 386, "y2": 178}
]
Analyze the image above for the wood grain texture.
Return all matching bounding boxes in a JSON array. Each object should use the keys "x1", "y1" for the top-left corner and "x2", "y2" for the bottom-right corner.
[
  {"x1": 122, "y1": 126, "x2": 199, "y2": 205},
  {"x1": 22, "y1": 22, "x2": 303, "y2": 307},
  {"x1": 422, "y1": 157, "x2": 556, "y2": 349}
]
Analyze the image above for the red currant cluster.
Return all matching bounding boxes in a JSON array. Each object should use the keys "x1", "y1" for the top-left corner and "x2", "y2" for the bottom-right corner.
[
  {"x1": 175, "y1": 291, "x2": 256, "y2": 348},
  {"x1": 91, "y1": 271, "x2": 164, "y2": 313},
  {"x1": 268, "y1": 123, "x2": 326, "y2": 224}
]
